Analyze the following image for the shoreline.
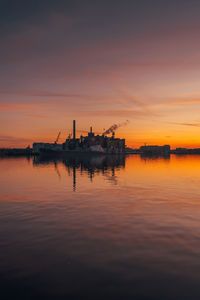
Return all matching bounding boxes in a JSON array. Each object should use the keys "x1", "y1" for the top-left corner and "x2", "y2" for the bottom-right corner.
[{"x1": 2, "y1": 148, "x2": 200, "y2": 157}]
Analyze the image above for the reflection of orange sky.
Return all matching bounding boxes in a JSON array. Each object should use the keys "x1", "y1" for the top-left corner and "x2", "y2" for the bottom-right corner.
[
  {"x1": 1, "y1": 155, "x2": 200, "y2": 207},
  {"x1": 125, "y1": 154, "x2": 200, "y2": 175},
  {"x1": 1, "y1": 155, "x2": 200, "y2": 275}
]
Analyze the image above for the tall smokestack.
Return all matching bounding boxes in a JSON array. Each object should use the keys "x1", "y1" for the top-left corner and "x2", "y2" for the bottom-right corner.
[{"x1": 73, "y1": 120, "x2": 76, "y2": 140}]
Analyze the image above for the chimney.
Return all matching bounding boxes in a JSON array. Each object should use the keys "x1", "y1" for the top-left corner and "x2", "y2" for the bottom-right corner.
[{"x1": 73, "y1": 120, "x2": 76, "y2": 140}]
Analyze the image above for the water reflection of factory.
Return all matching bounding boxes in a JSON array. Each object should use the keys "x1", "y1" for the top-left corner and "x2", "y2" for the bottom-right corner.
[{"x1": 33, "y1": 155, "x2": 125, "y2": 191}]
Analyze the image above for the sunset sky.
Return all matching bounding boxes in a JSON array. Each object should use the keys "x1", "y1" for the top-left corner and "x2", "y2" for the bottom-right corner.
[{"x1": 1, "y1": 0, "x2": 200, "y2": 148}]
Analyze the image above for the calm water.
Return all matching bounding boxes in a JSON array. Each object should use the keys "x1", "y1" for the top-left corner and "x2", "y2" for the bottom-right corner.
[{"x1": 0, "y1": 154, "x2": 200, "y2": 299}]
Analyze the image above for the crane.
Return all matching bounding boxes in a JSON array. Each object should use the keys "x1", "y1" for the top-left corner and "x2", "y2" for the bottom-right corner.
[{"x1": 55, "y1": 131, "x2": 61, "y2": 144}]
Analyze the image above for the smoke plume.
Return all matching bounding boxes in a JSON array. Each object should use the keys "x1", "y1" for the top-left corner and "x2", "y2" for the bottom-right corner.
[{"x1": 103, "y1": 120, "x2": 129, "y2": 135}]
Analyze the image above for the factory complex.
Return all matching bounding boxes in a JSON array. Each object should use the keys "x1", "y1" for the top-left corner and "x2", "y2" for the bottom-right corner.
[{"x1": 33, "y1": 120, "x2": 125, "y2": 155}]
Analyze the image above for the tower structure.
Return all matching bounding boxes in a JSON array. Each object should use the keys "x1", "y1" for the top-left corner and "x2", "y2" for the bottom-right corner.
[{"x1": 73, "y1": 120, "x2": 76, "y2": 140}]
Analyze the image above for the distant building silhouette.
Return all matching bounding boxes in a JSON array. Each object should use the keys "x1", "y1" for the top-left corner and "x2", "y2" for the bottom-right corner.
[{"x1": 140, "y1": 145, "x2": 170, "y2": 156}]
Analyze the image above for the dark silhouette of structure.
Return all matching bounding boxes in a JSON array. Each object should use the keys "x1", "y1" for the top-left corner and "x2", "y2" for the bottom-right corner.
[{"x1": 33, "y1": 120, "x2": 125, "y2": 155}]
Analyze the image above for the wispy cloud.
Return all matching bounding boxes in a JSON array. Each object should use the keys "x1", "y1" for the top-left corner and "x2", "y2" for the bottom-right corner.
[
  {"x1": 167, "y1": 121, "x2": 200, "y2": 127},
  {"x1": 0, "y1": 135, "x2": 32, "y2": 144},
  {"x1": 27, "y1": 114, "x2": 48, "y2": 119},
  {"x1": 84, "y1": 109, "x2": 158, "y2": 118},
  {"x1": 156, "y1": 98, "x2": 200, "y2": 107},
  {"x1": 0, "y1": 90, "x2": 86, "y2": 98},
  {"x1": 116, "y1": 89, "x2": 151, "y2": 112},
  {"x1": 0, "y1": 103, "x2": 40, "y2": 112}
]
